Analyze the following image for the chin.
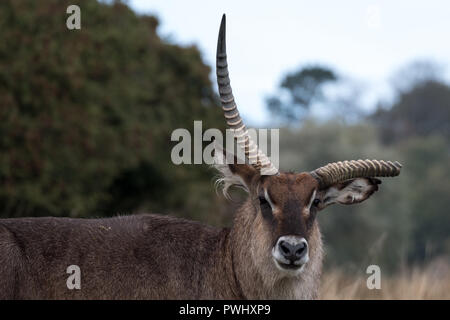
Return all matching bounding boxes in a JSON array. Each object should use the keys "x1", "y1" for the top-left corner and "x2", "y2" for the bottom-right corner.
[{"x1": 273, "y1": 258, "x2": 307, "y2": 277}]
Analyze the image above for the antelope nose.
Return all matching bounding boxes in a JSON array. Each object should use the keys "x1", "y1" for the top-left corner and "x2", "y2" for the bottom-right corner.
[{"x1": 279, "y1": 239, "x2": 308, "y2": 263}]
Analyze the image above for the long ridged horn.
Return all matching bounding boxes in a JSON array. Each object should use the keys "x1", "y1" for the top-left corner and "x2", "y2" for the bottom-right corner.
[
  {"x1": 311, "y1": 159, "x2": 402, "y2": 189},
  {"x1": 216, "y1": 14, "x2": 278, "y2": 175}
]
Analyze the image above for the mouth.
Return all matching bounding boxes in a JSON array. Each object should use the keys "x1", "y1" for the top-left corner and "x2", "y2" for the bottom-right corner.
[
  {"x1": 273, "y1": 259, "x2": 306, "y2": 272},
  {"x1": 277, "y1": 261, "x2": 303, "y2": 270}
]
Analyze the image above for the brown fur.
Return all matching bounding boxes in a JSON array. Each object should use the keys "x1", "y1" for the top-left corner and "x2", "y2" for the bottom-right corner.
[{"x1": 0, "y1": 167, "x2": 380, "y2": 299}]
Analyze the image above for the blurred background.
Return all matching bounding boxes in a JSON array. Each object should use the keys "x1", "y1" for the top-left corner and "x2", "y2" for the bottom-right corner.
[{"x1": 0, "y1": 0, "x2": 449, "y2": 298}]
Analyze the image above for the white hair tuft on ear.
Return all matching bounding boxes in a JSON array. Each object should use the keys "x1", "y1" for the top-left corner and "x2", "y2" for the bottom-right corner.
[{"x1": 212, "y1": 145, "x2": 249, "y2": 199}]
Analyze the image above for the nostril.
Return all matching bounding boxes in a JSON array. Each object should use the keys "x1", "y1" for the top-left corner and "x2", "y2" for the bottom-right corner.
[
  {"x1": 279, "y1": 241, "x2": 291, "y2": 255},
  {"x1": 294, "y1": 242, "x2": 307, "y2": 258}
]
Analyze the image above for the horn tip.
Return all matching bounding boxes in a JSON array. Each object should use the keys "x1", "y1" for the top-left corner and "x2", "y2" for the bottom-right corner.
[{"x1": 217, "y1": 14, "x2": 227, "y2": 56}]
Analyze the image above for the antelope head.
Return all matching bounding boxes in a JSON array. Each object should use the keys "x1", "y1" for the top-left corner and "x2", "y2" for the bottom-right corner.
[{"x1": 215, "y1": 15, "x2": 402, "y2": 278}]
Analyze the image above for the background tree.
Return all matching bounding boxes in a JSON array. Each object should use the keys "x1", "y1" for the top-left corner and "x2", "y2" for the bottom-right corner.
[
  {"x1": 0, "y1": 0, "x2": 228, "y2": 224},
  {"x1": 390, "y1": 60, "x2": 444, "y2": 93},
  {"x1": 374, "y1": 60, "x2": 449, "y2": 144},
  {"x1": 266, "y1": 66, "x2": 337, "y2": 123}
]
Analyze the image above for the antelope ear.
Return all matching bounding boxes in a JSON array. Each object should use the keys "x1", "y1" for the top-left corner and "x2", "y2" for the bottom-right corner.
[
  {"x1": 213, "y1": 146, "x2": 259, "y2": 195},
  {"x1": 316, "y1": 178, "x2": 381, "y2": 210},
  {"x1": 227, "y1": 162, "x2": 259, "y2": 190}
]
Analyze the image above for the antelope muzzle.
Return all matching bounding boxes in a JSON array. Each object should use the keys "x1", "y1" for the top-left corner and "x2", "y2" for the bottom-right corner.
[{"x1": 272, "y1": 235, "x2": 309, "y2": 274}]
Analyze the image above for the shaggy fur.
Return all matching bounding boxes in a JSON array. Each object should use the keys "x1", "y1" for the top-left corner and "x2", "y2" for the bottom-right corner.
[
  {"x1": 0, "y1": 211, "x2": 321, "y2": 299},
  {"x1": 0, "y1": 160, "x2": 380, "y2": 300}
]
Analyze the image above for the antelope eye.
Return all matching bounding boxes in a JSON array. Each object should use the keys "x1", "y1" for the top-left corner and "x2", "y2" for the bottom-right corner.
[
  {"x1": 313, "y1": 199, "x2": 321, "y2": 207},
  {"x1": 259, "y1": 196, "x2": 269, "y2": 206},
  {"x1": 258, "y1": 195, "x2": 273, "y2": 219}
]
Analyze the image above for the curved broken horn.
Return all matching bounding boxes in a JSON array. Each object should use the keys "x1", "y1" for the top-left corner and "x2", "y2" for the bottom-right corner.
[
  {"x1": 216, "y1": 14, "x2": 278, "y2": 176},
  {"x1": 311, "y1": 159, "x2": 402, "y2": 189}
]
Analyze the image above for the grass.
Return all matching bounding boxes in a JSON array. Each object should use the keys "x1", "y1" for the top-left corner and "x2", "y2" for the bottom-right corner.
[{"x1": 319, "y1": 258, "x2": 450, "y2": 299}]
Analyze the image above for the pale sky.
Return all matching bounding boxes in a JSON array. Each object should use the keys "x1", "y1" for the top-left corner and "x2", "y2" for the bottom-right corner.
[{"x1": 129, "y1": 0, "x2": 450, "y2": 125}]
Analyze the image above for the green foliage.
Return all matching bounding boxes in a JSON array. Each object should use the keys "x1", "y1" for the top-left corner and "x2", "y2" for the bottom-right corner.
[
  {"x1": 0, "y1": 0, "x2": 226, "y2": 222},
  {"x1": 399, "y1": 136, "x2": 450, "y2": 262},
  {"x1": 371, "y1": 80, "x2": 450, "y2": 145}
]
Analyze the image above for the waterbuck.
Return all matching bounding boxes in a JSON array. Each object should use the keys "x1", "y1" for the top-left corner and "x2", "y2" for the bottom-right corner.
[{"x1": 0, "y1": 15, "x2": 401, "y2": 300}]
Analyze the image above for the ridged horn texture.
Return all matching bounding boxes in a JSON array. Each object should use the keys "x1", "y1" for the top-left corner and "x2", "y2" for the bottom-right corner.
[
  {"x1": 216, "y1": 14, "x2": 278, "y2": 176},
  {"x1": 311, "y1": 159, "x2": 402, "y2": 189}
]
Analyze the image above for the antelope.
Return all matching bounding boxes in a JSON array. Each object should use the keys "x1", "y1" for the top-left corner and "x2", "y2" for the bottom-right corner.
[{"x1": 0, "y1": 15, "x2": 401, "y2": 300}]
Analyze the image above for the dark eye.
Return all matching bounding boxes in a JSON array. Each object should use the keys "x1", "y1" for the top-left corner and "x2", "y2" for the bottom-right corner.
[
  {"x1": 312, "y1": 199, "x2": 321, "y2": 207},
  {"x1": 259, "y1": 196, "x2": 269, "y2": 207},
  {"x1": 259, "y1": 196, "x2": 273, "y2": 220}
]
